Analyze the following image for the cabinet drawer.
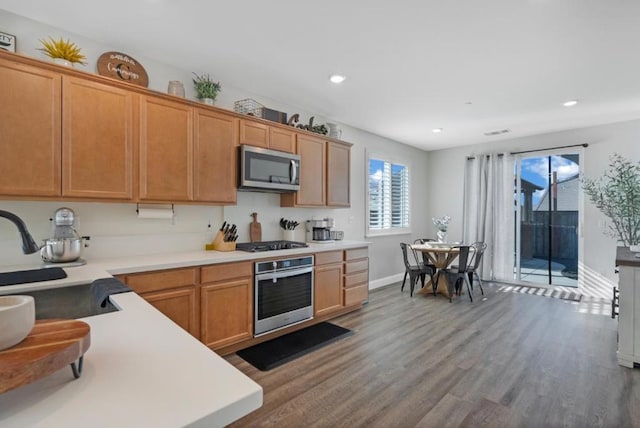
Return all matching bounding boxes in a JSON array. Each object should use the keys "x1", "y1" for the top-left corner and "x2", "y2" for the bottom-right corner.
[
  {"x1": 344, "y1": 259, "x2": 368, "y2": 275},
  {"x1": 201, "y1": 261, "x2": 253, "y2": 284},
  {"x1": 315, "y1": 251, "x2": 343, "y2": 266},
  {"x1": 344, "y1": 271, "x2": 368, "y2": 288},
  {"x1": 345, "y1": 247, "x2": 368, "y2": 261},
  {"x1": 125, "y1": 268, "x2": 197, "y2": 294},
  {"x1": 344, "y1": 283, "x2": 368, "y2": 306}
]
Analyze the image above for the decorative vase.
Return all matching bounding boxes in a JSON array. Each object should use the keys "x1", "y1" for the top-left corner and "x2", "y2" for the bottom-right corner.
[
  {"x1": 167, "y1": 81, "x2": 185, "y2": 98},
  {"x1": 437, "y1": 230, "x2": 447, "y2": 243},
  {"x1": 326, "y1": 123, "x2": 342, "y2": 139},
  {"x1": 52, "y1": 58, "x2": 73, "y2": 67},
  {"x1": 202, "y1": 98, "x2": 215, "y2": 106}
]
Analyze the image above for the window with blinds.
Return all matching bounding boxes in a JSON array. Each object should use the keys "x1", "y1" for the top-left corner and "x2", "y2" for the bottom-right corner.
[{"x1": 368, "y1": 157, "x2": 410, "y2": 233}]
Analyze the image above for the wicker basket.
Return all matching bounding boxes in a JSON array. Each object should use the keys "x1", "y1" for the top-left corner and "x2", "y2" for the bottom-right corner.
[{"x1": 233, "y1": 98, "x2": 264, "y2": 117}]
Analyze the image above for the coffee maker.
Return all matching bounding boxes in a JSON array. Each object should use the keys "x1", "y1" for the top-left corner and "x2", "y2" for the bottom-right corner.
[{"x1": 306, "y1": 218, "x2": 335, "y2": 243}]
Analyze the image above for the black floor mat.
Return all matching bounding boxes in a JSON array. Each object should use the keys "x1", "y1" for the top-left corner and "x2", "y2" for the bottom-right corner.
[{"x1": 237, "y1": 322, "x2": 353, "y2": 371}]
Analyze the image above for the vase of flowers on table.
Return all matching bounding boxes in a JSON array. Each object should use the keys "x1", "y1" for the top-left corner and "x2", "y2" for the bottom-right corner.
[{"x1": 432, "y1": 215, "x2": 451, "y2": 243}]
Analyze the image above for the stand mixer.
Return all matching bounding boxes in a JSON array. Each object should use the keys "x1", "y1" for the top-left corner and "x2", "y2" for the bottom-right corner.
[{"x1": 40, "y1": 208, "x2": 88, "y2": 266}]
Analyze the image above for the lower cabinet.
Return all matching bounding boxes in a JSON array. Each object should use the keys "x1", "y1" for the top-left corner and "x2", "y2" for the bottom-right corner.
[
  {"x1": 143, "y1": 287, "x2": 199, "y2": 338},
  {"x1": 120, "y1": 267, "x2": 199, "y2": 339},
  {"x1": 344, "y1": 248, "x2": 369, "y2": 306},
  {"x1": 314, "y1": 251, "x2": 344, "y2": 317},
  {"x1": 201, "y1": 278, "x2": 253, "y2": 349},
  {"x1": 118, "y1": 250, "x2": 369, "y2": 353},
  {"x1": 200, "y1": 262, "x2": 253, "y2": 350}
]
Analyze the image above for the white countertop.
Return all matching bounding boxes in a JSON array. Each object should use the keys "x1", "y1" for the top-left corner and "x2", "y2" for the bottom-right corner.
[
  {"x1": 0, "y1": 240, "x2": 370, "y2": 294},
  {"x1": 0, "y1": 240, "x2": 370, "y2": 427}
]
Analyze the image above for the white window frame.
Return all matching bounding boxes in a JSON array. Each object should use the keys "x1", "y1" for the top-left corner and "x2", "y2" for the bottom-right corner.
[{"x1": 365, "y1": 151, "x2": 411, "y2": 237}]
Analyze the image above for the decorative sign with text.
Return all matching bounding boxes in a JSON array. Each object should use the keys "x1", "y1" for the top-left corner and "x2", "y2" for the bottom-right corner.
[
  {"x1": 0, "y1": 31, "x2": 16, "y2": 53},
  {"x1": 97, "y1": 51, "x2": 148, "y2": 87}
]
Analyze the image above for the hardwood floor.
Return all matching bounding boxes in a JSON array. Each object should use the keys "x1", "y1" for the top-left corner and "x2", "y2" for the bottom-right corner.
[{"x1": 226, "y1": 282, "x2": 640, "y2": 427}]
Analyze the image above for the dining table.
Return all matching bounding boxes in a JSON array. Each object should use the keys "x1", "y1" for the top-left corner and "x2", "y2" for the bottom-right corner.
[{"x1": 410, "y1": 243, "x2": 471, "y2": 298}]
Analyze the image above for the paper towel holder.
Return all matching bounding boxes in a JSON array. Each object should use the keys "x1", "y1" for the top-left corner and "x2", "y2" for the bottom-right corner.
[{"x1": 135, "y1": 203, "x2": 175, "y2": 220}]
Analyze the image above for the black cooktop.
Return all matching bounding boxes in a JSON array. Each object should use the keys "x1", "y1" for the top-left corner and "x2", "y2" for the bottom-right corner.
[{"x1": 236, "y1": 240, "x2": 309, "y2": 252}]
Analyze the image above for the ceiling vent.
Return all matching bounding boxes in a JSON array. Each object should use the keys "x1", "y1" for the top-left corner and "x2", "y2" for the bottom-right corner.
[{"x1": 484, "y1": 129, "x2": 510, "y2": 136}]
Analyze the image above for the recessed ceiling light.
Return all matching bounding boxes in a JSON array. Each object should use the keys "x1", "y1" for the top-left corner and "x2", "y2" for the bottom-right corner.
[
  {"x1": 329, "y1": 74, "x2": 346, "y2": 84},
  {"x1": 563, "y1": 100, "x2": 578, "y2": 107},
  {"x1": 432, "y1": 128, "x2": 443, "y2": 133}
]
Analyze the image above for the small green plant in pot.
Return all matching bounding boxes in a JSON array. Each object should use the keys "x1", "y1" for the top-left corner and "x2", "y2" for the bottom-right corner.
[
  {"x1": 582, "y1": 154, "x2": 640, "y2": 249},
  {"x1": 38, "y1": 36, "x2": 87, "y2": 66},
  {"x1": 192, "y1": 72, "x2": 221, "y2": 105}
]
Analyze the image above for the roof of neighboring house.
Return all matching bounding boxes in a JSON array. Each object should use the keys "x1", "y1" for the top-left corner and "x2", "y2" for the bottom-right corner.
[{"x1": 534, "y1": 174, "x2": 580, "y2": 211}]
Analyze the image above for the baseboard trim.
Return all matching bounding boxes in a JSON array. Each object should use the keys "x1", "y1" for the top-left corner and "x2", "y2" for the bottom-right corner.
[{"x1": 369, "y1": 273, "x2": 404, "y2": 290}]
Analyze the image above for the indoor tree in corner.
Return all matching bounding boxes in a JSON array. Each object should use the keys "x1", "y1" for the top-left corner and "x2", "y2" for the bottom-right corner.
[{"x1": 582, "y1": 153, "x2": 640, "y2": 249}]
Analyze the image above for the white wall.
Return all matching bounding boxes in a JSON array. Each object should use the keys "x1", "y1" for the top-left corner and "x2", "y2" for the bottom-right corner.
[
  {"x1": 427, "y1": 118, "x2": 640, "y2": 293},
  {"x1": 0, "y1": 9, "x2": 430, "y2": 284}
]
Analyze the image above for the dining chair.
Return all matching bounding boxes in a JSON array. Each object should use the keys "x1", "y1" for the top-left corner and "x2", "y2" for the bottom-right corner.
[
  {"x1": 439, "y1": 245, "x2": 475, "y2": 302},
  {"x1": 468, "y1": 242, "x2": 487, "y2": 296},
  {"x1": 400, "y1": 243, "x2": 435, "y2": 297},
  {"x1": 413, "y1": 239, "x2": 437, "y2": 279}
]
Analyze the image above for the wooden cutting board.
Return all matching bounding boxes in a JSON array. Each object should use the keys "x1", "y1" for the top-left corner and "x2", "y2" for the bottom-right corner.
[
  {"x1": 0, "y1": 319, "x2": 90, "y2": 394},
  {"x1": 250, "y1": 212, "x2": 262, "y2": 242}
]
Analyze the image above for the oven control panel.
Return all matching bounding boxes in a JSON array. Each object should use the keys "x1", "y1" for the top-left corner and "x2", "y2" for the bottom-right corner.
[{"x1": 255, "y1": 256, "x2": 314, "y2": 274}]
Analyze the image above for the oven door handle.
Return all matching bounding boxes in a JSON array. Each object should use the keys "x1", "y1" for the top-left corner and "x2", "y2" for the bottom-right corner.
[{"x1": 256, "y1": 266, "x2": 313, "y2": 281}]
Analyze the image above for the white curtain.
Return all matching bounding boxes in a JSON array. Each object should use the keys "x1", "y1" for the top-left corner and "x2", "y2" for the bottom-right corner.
[{"x1": 462, "y1": 153, "x2": 515, "y2": 282}]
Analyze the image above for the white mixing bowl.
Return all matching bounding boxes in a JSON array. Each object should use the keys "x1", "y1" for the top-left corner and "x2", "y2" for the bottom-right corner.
[{"x1": 0, "y1": 295, "x2": 35, "y2": 351}]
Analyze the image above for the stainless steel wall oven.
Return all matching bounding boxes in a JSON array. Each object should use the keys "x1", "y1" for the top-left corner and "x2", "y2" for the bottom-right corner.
[{"x1": 254, "y1": 256, "x2": 314, "y2": 336}]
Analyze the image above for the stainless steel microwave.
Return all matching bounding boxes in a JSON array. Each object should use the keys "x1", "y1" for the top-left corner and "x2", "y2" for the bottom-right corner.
[{"x1": 239, "y1": 145, "x2": 300, "y2": 192}]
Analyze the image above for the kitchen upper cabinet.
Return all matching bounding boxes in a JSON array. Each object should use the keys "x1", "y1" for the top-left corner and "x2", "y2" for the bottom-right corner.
[
  {"x1": 239, "y1": 118, "x2": 296, "y2": 153},
  {"x1": 194, "y1": 109, "x2": 238, "y2": 203},
  {"x1": 139, "y1": 95, "x2": 193, "y2": 201},
  {"x1": 0, "y1": 58, "x2": 61, "y2": 197},
  {"x1": 281, "y1": 134, "x2": 326, "y2": 207},
  {"x1": 62, "y1": 77, "x2": 135, "y2": 200},
  {"x1": 327, "y1": 141, "x2": 350, "y2": 207},
  {"x1": 239, "y1": 119, "x2": 269, "y2": 148},
  {"x1": 269, "y1": 127, "x2": 296, "y2": 153}
]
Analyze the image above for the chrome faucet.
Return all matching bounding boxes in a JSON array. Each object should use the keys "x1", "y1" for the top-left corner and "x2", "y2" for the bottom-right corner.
[{"x1": 0, "y1": 210, "x2": 40, "y2": 254}]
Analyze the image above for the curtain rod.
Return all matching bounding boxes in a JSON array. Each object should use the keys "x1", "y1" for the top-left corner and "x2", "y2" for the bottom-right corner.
[
  {"x1": 467, "y1": 143, "x2": 588, "y2": 160},
  {"x1": 510, "y1": 143, "x2": 588, "y2": 156}
]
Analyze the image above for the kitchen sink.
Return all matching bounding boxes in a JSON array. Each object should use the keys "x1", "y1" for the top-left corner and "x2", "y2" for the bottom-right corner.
[{"x1": 15, "y1": 283, "x2": 119, "y2": 320}]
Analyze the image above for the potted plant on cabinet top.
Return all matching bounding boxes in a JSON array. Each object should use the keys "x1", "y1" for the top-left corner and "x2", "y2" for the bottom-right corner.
[
  {"x1": 192, "y1": 72, "x2": 221, "y2": 105},
  {"x1": 38, "y1": 36, "x2": 87, "y2": 67},
  {"x1": 582, "y1": 154, "x2": 640, "y2": 251}
]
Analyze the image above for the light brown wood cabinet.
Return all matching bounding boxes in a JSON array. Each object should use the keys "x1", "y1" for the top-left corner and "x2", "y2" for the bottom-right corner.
[
  {"x1": 0, "y1": 58, "x2": 61, "y2": 197},
  {"x1": 314, "y1": 251, "x2": 344, "y2": 317},
  {"x1": 327, "y1": 141, "x2": 350, "y2": 207},
  {"x1": 62, "y1": 76, "x2": 135, "y2": 200},
  {"x1": 239, "y1": 119, "x2": 269, "y2": 148},
  {"x1": 143, "y1": 287, "x2": 199, "y2": 338},
  {"x1": 269, "y1": 126, "x2": 296, "y2": 153},
  {"x1": 239, "y1": 118, "x2": 297, "y2": 154},
  {"x1": 281, "y1": 134, "x2": 326, "y2": 207},
  {"x1": 281, "y1": 136, "x2": 351, "y2": 208},
  {"x1": 200, "y1": 262, "x2": 253, "y2": 349},
  {"x1": 120, "y1": 267, "x2": 200, "y2": 339},
  {"x1": 344, "y1": 248, "x2": 369, "y2": 306},
  {"x1": 139, "y1": 95, "x2": 193, "y2": 202},
  {"x1": 194, "y1": 108, "x2": 238, "y2": 203}
]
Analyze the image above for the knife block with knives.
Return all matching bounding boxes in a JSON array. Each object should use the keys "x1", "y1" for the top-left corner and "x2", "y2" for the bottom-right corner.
[{"x1": 205, "y1": 221, "x2": 237, "y2": 251}]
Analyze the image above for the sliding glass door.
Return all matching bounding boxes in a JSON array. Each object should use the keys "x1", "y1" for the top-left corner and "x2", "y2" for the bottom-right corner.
[{"x1": 514, "y1": 150, "x2": 581, "y2": 287}]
